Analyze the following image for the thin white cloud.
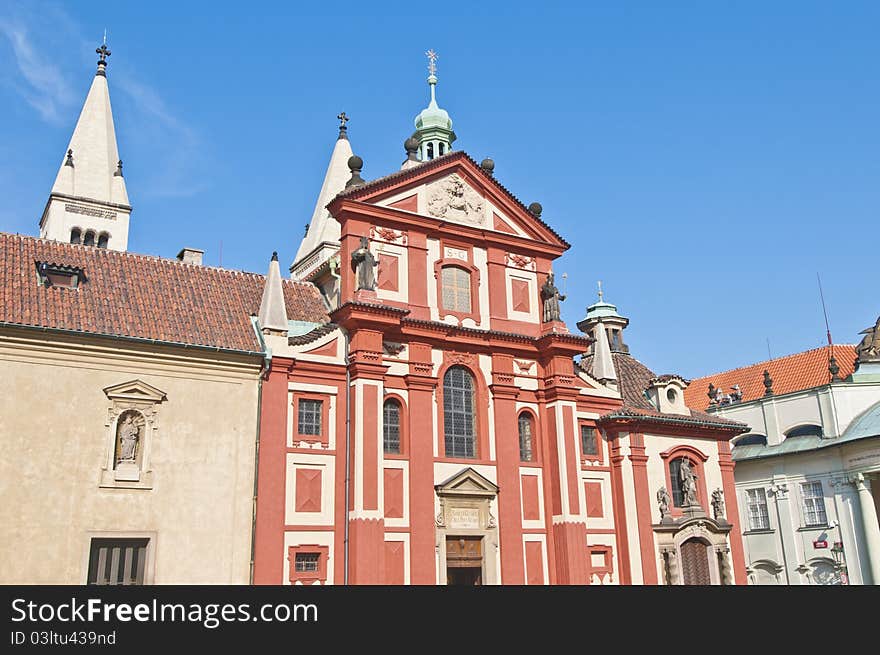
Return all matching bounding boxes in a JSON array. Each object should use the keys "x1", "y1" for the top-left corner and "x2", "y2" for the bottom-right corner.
[
  {"x1": 0, "y1": 1, "x2": 209, "y2": 199},
  {"x1": 0, "y1": 17, "x2": 76, "y2": 123}
]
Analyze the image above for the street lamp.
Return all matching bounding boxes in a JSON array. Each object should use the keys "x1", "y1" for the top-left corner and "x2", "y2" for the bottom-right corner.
[{"x1": 829, "y1": 520, "x2": 848, "y2": 585}]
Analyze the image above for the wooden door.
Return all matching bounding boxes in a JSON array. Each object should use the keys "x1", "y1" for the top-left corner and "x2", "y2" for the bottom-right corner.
[{"x1": 680, "y1": 538, "x2": 712, "y2": 585}]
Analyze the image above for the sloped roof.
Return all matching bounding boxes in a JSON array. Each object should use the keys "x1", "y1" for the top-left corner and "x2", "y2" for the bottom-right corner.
[
  {"x1": 684, "y1": 344, "x2": 858, "y2": 410},
  {"x1": 0, "y1": 232, "x2": 329, "y2": 353},
  {"x1": 581, "y1": 351, "x2": 745, "y2": 430}
]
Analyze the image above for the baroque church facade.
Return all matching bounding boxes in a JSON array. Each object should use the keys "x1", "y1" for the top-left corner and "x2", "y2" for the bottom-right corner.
[{"x1": 2, "y1": 46, "x2": 749, "y2": 585}]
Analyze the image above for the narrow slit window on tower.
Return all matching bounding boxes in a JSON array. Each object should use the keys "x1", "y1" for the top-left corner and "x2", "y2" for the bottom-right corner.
[
  {"x1": 518, "y1": 413, "x2": 534, "y2": 462},
  {"x1": 383, "y1": 399, "x2": 401, "y2": 454},
  {"x1": 70, "y1": 228, "x2": 82, "y2": 244},
  {"x1": 427, "y1": 142, "x2": 434, "y2": 160},
  {"x1": 438, "y1": 143, "x2": 445, "y2": 156}
]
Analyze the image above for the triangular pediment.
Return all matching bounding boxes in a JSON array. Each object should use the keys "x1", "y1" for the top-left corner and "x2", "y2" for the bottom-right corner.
[
  {"x1": 435, "y1": 467, "x2": 498, "y2": 497},
  {"x1": 103, "y1": 379, "x2": 168, "y2": 403},
  {"x1": 338, "y1": 152, "x2": 568, "y2": 250}
]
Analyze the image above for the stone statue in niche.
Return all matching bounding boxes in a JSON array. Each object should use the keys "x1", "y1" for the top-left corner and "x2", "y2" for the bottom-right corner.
[
  {"x1": 116, "y1": 412, "x2": 141, "y2": 464},
  {"x1": 540, "y1": 272, "x2": 566, "y2": 322},
  {"x1": 351, "y1": 236, "x2": 377, "y2": 291},
  {"x1": 679, "y1": 458, "x2": 698, "y2": 506},
  {"x1": 426, "y1": 174, "x2": 485, "y2": 225},
  {"x1": 657, "y1": 487, "x2": 671, "y2": 519},
  {"x1": 711, "y1": 488, "x2": 726, "y2": 520}
]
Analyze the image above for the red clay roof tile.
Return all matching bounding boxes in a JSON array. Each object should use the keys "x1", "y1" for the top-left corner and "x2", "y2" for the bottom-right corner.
[
  {"x1": 683, "y1": 344, "x2": 857, "y2": 410},
  {"x1": 0, "y1": 232, "x2": 329, "y2": 352}
]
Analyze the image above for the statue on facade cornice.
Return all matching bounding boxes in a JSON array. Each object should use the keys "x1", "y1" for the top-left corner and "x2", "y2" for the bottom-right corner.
[
  {"x1": 657, "y1": 487, "x2": 671, "y2": 520},
  {"x1": 540, "y1": 272, "x2": 566, "y2": 322},
  {"x1": 711, "y1": 488, "x2": 725, "y2": 521},
  {"x1": 351, "y1": 236, "x2": 378, "y2": 292},
  {"x1": 856, "y1": 315, "x2": 880, "y2": 362}
]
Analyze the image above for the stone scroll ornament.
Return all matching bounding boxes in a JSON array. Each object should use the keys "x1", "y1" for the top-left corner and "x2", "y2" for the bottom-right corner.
[
  {"x1": 540, "y1": 272, "x2": 566, "y2": 322},
  {"x1": 351, "y1": 236, "x2": 378, "y2": 291},
  {"x1": 116, "y1": 413, "x2": 140, "y2": 464}
]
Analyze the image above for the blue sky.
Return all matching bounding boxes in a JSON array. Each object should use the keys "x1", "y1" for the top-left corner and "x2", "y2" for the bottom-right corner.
[{"x1": 1, "y1": 1, "x2": 877, "y2": 378}]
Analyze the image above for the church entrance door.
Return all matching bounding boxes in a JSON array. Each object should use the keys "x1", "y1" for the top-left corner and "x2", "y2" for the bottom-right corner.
[
  {"x1": 446, "y1": 536, "x2": 483, "y2": 586},
  {"x1": 680, "y1": 538, "x2": 712, "y2": 585}
]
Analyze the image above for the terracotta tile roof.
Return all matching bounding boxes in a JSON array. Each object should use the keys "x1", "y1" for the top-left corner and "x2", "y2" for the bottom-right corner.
[
  {"x1": 0, "y1": 232, "x2": 330, "y2": 353},
  {"x1": 336, "y1": 150, "x2": 570, "y2": 249},
  {"x1": 683, "y1": 344, "x2": 858, "y2": 410},
  {"x1": 580, "y1": 351, "x2": 745, "y2": 430}
]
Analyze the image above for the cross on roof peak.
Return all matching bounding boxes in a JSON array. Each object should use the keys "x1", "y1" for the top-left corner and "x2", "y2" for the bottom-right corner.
[{"x1": 426, "y1": 49, "x2": 437, "y2": 76}]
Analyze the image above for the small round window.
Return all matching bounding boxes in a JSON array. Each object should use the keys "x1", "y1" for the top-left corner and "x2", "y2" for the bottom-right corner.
[{"x1": 666, "y1": 388, "x2": 677, "y2": 403}]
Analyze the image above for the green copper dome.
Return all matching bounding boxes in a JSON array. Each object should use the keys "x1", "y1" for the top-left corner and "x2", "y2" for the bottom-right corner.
[{"x1": 584, "y1": 299, "x2": 623, "y2": 321}]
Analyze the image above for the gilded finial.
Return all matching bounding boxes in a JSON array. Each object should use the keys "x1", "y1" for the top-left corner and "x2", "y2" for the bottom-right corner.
[{"x1": 597, "y1": 280, "x2": 603, "y2": 301}]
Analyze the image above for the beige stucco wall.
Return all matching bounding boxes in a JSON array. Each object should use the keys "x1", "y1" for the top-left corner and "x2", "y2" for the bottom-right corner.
[{"x1": 0, "y1": 329, "x2": 261, "y2": 584}]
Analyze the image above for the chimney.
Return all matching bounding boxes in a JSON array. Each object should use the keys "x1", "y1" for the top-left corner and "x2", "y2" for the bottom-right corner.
[{"x1": 176, "y1": 247, "x2": 204, "y2": 265}]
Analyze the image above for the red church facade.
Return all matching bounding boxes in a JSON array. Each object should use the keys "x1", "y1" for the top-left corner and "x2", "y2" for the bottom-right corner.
[{"x1": 252, "y1": 151, "x2": 748, "y2": 585}]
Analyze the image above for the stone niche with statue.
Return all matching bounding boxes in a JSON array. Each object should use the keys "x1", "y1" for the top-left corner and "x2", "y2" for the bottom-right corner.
[{"x1": 100, "y1": 379, "x2": 167, "y2": 489}]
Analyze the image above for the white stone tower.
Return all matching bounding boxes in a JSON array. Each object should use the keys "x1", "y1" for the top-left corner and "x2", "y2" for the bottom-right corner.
[{"x1": 38, "y1": 42, "x2": 131, "y2": 251}]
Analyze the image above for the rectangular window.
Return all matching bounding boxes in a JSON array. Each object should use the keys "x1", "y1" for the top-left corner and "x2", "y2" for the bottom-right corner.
[
  {"x1": 580, "y1": 425, "x2": 598, "y2": 457},
  {"x1": 441, "y1": 266, "x2": 472, "y2": 313},
  {"x1": 87, "y1": 538, "x2": 149, "y2": 585},
  {"x1": 801, "y1": 481, "x2": 828, "y2": 527},
  {"x1": 746, "y1": 488, "x2": 770, "y2": 530},
  {"x1": 297, "y1": 399, "x2": 322, "y2": 436},
  {"x1": 294, "y1": 552, "x2": 320, "y2": 573}
]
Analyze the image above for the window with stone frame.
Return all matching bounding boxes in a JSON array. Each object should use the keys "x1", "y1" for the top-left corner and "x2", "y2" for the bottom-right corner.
[
  {"x1": 801, "y1": 481, "x2": 828, "y2": 527},
  {"x1": 297, "y1": 399, "x2": 323, "y2": 437},
  {"x1": 745, "y1": 488, "x2": 771, "y2": 530},
  {"x1": 443, "y1": 366, "x2": 476, "y2": 458},
  {"x1": 441, "y1": 266, "x2": 472, "y2": 313},
  {"x1": 87, "y1": 538, "x2": 149, "y2": 585},
  {"x1": 383, "y1": 399, "x2": 401, "y2": 454},
  {"x1": 518, "y1": 413, "x2": 534, "y2": 462},
  {"x1": 580, "y1": 425, "x2": 598, "y2": 458}
]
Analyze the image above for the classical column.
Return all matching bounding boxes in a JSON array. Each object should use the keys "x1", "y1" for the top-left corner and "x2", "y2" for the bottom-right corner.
[
  {"x1": 716, "y1": 546, "x2": 733, "y2": 585},
  {"x1": 852, "y1": 473, "x2": 880, "y2": 585},
  {"x1": 629, "y1": 433, "x2": 658, "y2": 584}
]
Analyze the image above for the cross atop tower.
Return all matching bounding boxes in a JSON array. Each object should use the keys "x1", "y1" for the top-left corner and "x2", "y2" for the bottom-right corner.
[
  {"x1": 337, "y1": 112, "x2": 349, "y2": 128},
  {"x1": 96, "y1": 41, "x2": 111, "y2": 77},
  {"x1": 426, "y1": 49, "x2": 437, "y2": 77}
]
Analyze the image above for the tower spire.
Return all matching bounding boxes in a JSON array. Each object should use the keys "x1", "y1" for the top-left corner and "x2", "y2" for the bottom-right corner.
[
  {"x1": 39, "y1": 40, "x2": 131, "y2": 251},
  {"x1": 413, "y1": 49, "x2": 455, "y2": 161}
]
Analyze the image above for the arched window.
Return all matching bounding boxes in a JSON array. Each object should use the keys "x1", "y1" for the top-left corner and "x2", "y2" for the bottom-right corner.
[
  {"x1": 438, "y1": 142, "x2": 445, "y2": 156},
  {"x1": 441, "y1": 266, "x2": 472, "y2": 313},
  {"x1": 518, "y1": 413, "x2": 534, "y2": 462},
  {"x1": 443, "y1": 366, "x2": 476, "y2": 458},
  {"x1": 97, "y1": 233, "x2": 109, "y2": 248},
  {"x1": 383, "y1": 399, "x2": 401, "y2": 454},
  {"x1": 427, "y1": 142, "x2": 434, "y2": 160},
  {"x1": 70, "y1": 228, "x2": 82, "y2": 244},
  {"x1": 669, "y1": 456, "x2": 700, "y2": 508},
  {"x1": 83, "y1": 231, "x2": 96, "y2": 247},
  {"x1": 785, "y1": 424, "x2": 823, "y2": 439}
]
